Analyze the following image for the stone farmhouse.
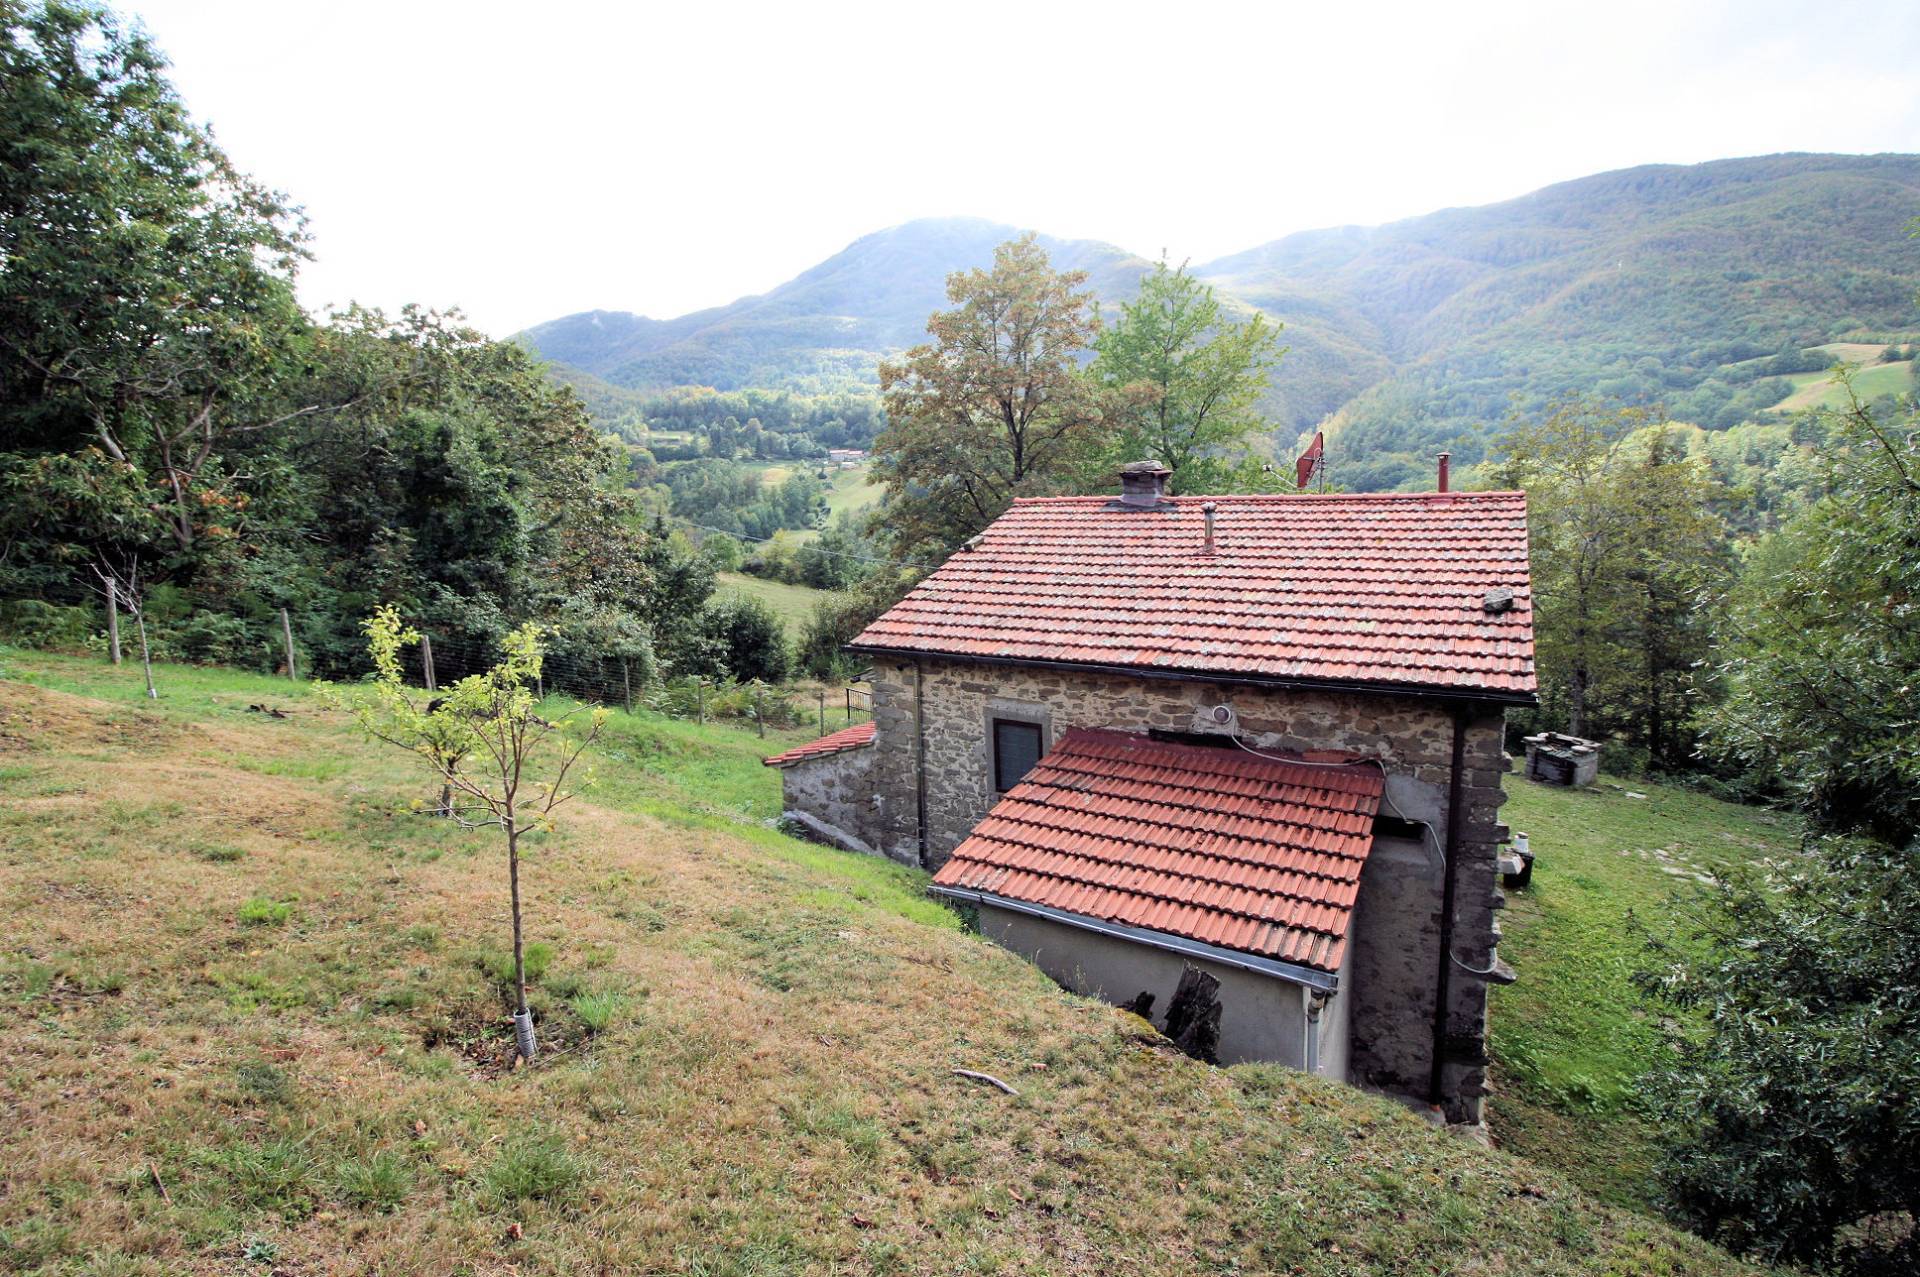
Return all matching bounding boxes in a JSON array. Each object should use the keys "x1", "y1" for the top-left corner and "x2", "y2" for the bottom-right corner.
[{"x1": 763, "y1": 462, "x2": 1536, "y2": 1122}]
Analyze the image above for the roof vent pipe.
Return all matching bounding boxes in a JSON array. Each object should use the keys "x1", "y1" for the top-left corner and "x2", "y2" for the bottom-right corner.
[
  {"x1": 1437, "y1": 452, "x2": 1451, "y2": 493},
  {"x1": 1118, "y1": 460, "x2": 1173, "y2": 508},
  {"x1": 1202, "y1": 502, "x2": 1217, "y2": 554}
]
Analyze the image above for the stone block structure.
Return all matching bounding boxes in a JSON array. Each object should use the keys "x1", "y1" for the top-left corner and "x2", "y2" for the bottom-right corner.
[{"x1": 770, "y1": 464, "x2": 1536, "y2": 1124}]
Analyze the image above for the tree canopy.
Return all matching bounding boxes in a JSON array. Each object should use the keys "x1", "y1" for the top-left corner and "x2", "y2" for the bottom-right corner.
[
  {"x1": 872, "y1": 234, "x2": 1108, "y2": 559},
  {"x1": 1091, "y1": 260, "x2": 1284, "y2": 494}
]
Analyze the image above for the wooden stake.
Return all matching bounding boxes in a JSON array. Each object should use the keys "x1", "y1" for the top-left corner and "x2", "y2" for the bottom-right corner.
[
  {"x1": 106, "y1": 578, "x2": 122, "y2": 666},
  {"x1": 136, "y1": 610, "x2": 156, "y2": 699},
  {"x1": 696, "y1": 679, "x2": 705, "y2": 724},
  {"x1": 280, "y1": 607, "x2": 298, "y2": 681},
  {"x1": 755, "y1": 687, "x2": 765, "y2": 738},
  {"x1": 421, "y1": 633, "x2": 437, "y2": 691},
  {"x1": 846, "y1": 687, "x2": 852, "y2": 723},
  {"x1": 621, "y1": 658, "x2": 632, "y2": 713},
  {"x1": 818, "y1": 690, "x2": 826, "y2": 737}
]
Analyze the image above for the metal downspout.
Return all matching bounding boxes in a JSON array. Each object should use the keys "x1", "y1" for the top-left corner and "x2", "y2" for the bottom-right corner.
[{"x1": 1429, "y1": 703, "x2": 1469, "y2": 1106}]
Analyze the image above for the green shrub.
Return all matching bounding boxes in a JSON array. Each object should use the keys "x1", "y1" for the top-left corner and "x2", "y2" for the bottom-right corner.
[
  {"x1": 237, "y1": 897, "x2": 292, "y2": 926},
  {"x1": 701, "y1": 593, "x2": 789, "y2": 683},
  {"x1": 483, "y1": 1133, "x2": 586, "y2": 1204},
  {"x1": 190, "y1": 841, "x2": 246, "y2": 863},
  {"x1": 0, "y1": 599, "x2": 94, "y2": 650}
]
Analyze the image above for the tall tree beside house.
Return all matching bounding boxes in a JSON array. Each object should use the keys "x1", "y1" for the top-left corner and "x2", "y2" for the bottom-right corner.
[
  {"x1": 1091, "y1": 260, "x2": 1285, "y2": 494},
  {"x1": 872, "y1": 234, "x2": 1108, "y2": 559},
  {"x1": 1494, "y1": 396, "x2": 1728, "y2": 766}
]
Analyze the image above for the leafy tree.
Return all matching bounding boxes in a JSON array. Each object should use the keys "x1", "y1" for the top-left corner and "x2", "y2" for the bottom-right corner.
[
  {"x1": 702, "y1": 593, "x2": 789, "y2": 683},
  {"x1": 700, "y1": 532, "x2": 743, "y2": 572},
  {"x1": 1494, "y1": 397, "x2": 1728, "y2": 759},
  {"x1": 797, "y1": 568, "x2": 920, "y2": 679},
  {"x1": 0, "y1": 1, "x2": 309, "y2": 573},
  {"x1": 1091, "y1": 260, "x2": 1284, "y2": 493},
  {"x1": 1700, "y1": 376, "x2": 1920, "y2": 841},
  {"x1": 333, "y1": 607, "x2": 604, "y2": 1062},
  {"x1": 1638, "y1": 834, "x2": 1920, "y2": 1273},
  {"x1": 873, "y1": 235, "x2": 1107, "y2": 559}
]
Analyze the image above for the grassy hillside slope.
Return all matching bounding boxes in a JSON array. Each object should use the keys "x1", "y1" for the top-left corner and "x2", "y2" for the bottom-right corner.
[
  {"x1": 522, "y1": 218, "x2": 1154, "y2": 395},
  {"x1": 1491, "y1": 774, "x2": 1801, "y2": 1210},
  {"x1": 0, "y1": 649, "x2": 1762, "y2": 1276},
  {"x1": 1203, "y1": 153, "x2": 1920, "y2": 487}
]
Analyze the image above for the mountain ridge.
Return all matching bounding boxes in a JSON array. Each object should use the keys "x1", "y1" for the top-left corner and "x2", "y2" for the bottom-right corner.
[{"x1": 521, "y1": 153, "x2": 1920, "y2": 488}]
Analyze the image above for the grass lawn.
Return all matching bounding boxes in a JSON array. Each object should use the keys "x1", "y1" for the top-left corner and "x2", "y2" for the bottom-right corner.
[
  {"x1": 0, "y1": 647, "x2": 1763, "y2": 1275},
  {"x1": 824, "y1": 465, "x2": 884, "y2": 521},
  {"x1": 1766, "y1": 356, "x2": 1913, "y2": 413},
  {"x1": 1489, "y1": 772, "x2": 1800, "y2": 1209},
  {"x1": 715, "y1": 572, "x2": 832, "y2": 637}
]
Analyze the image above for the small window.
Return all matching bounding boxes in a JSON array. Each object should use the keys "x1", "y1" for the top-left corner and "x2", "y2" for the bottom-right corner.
[{"x1": 993, "y1": 719, "x2": 1044, "y2": 792}]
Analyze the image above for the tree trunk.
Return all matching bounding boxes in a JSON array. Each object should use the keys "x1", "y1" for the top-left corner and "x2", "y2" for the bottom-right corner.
[
  {"x1": 106, "y1": 579, "x2": 122, "y2": 666},
  {"x1": 1569, "y1": 665, "x2": 1589, "y2": 739},
  {"x1": 1163, "y1": 965, "x2": 1222, "y2": 1064},
  {"x1": 507, "y1": 814, "x2": 536, "y2": 1060}
]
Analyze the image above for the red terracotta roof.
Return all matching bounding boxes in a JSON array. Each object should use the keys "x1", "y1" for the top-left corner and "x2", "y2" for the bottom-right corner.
[
  {"x1": 850, "y1": 491, "x2": 1535, "y2": 698},
  {"x1": 930, "y1": 728, "x2": 1384, "y2": 974},
  {"x1": 762, "y1": 721, "x2": 876, "y2": 769}
]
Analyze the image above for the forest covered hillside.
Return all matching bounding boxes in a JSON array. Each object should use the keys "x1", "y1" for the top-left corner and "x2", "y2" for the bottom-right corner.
[
  {"x1": 524, "y1": 154, "x2": 1920, "y2": 489},
  {"x1": 520, "y1": 217, "x2": 1155, "y2": 394}
]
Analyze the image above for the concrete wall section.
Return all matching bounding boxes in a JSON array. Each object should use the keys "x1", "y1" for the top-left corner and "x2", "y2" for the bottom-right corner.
[
  {"x1": 979, "y1": 905, "x2": 1314, "y2": 1071},
  {"x1": 1314, "y1": 941, "x2": 1355, "y2": 1082}
]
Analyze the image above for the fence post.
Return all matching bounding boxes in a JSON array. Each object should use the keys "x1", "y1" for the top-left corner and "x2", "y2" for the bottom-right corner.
[
  {"x1": 135, "y1": 608, "x2": 156, "y2": 699},
  {"x1": 621, "y1": 658, "x2": 632, "y2": 714},
  {"x1": 421, "y1": 633, "x2": 437, "y2": 692},
  {"x1": 755, "y1": 686, "x2": 765, "y2": 738},
  {"x1": 106, "y1": 578, "x2": 122, "y2": 666},
  {"x1": 845, "y1": 687, "x2": 852, "y2": 723},
  {"x1": 818, "y1": 689, "x2": 826, "y2": 737},
  {"x1": 696, "y1": 679, "x2": 705, "y2": 725},
  {"x1": 279, "y1": 607, "x2": 298, "y2": 681}
]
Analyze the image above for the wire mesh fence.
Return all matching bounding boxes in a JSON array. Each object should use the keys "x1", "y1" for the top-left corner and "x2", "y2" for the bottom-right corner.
[{"x1": 0, "y1": 574, "x2": 870, "y2": 738}]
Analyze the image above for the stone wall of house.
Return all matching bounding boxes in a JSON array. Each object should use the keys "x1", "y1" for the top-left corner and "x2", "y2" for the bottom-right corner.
[
  {"x1": 774, "y1": 744, "x2": 883, "y2": 857},
  {"x1": 862, "y1": 654, "x2": 1511, "y2": 1122}
]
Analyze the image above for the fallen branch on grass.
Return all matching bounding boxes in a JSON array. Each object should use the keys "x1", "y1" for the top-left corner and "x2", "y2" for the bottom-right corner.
[{"x1": 952, "y1": 1068, "x2": 1018, "y2": 1096}]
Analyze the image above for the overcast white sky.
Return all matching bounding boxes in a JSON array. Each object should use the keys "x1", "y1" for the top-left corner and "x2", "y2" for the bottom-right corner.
[{"x1": 122, "y1": 0, "x2": 1920, "y2": 337}]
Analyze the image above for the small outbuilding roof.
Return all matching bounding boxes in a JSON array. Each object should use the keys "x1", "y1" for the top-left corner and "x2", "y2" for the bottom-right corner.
[
  {"x1": 762, "y1": 721, "x2": 875, "y2": 769},
  {"x1": 929, "y1": 728, "x2": 1384, "y2": 977},
  {"x1": 849, "y1": 491, "x2": 1536, "y2": 700}
]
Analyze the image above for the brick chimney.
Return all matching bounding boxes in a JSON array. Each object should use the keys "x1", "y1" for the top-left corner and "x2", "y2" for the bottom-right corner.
[{"x1": 1118, "y1": 460, "x2": 1172, "y2": 508}]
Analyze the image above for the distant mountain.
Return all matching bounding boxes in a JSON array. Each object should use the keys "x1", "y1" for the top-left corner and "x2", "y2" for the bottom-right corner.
[
  {"x1": 523, "y1": 155, "x2": 1920, "y2": 490},
  {"x1": 520, "y1": 217, "x2": 1154, "y2": 394},
  {"x1": 1198, "y1": 152, "x2": 1920, "y2": 486}
]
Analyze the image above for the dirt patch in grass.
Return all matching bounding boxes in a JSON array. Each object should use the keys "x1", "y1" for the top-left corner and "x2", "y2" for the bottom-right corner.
[{"x1": 0, "y1": 680, "x2": 186, "y2": 755}]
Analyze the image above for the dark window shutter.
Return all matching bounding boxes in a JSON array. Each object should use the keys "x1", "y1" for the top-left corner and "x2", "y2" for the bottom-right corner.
[{"x1": 993, "y1": 720, "x2": 1044, "y2": 792}]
